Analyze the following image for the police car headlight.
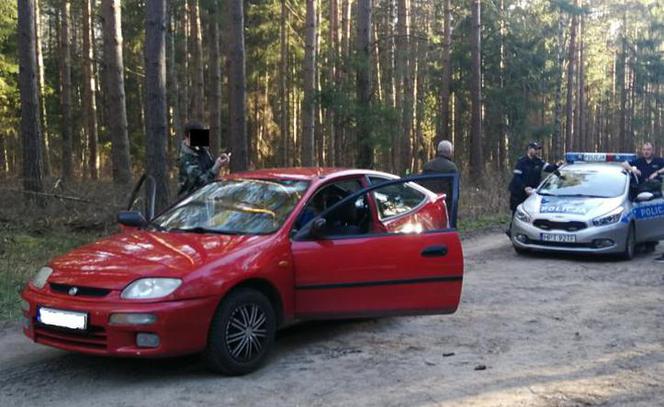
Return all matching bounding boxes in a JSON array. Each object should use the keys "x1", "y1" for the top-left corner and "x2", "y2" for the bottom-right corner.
[
  {"x1": 515, "y1": 206, "x2": 532, "y2": 223},
  {"x1": 31, "y1": 266, "x2": 53, "y2": 290},
  {"x1": 592, "y1": 207, "x2": 624, "y2": 227},
  {"x1": 121, "y1": 278, "x2": 182, "y2": 300}
]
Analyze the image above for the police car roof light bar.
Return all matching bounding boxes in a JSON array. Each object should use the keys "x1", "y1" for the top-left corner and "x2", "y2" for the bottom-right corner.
[{"x1": 565, "y1": 152, "x2": 637, "y2": 164}]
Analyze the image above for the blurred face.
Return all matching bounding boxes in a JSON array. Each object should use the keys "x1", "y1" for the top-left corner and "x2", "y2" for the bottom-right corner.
[
  {"x1": 527, "y1": 147, "x2": 540, "y2": 158},
  {"x1": 642, "y1": 144, "x2": 653, "y2": 160}
]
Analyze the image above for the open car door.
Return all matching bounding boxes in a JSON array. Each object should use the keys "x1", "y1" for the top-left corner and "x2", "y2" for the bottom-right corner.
[{"x1": 291, "y1": 174, "x2": 463, "y2": 319}]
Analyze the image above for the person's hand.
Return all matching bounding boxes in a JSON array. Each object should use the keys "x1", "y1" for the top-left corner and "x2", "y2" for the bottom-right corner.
[
  {"x1": 633, "y1": 167, "x2": 642, "y2": 176},
  {"x1": 555, "y1": 160, "x2": 565, "y2": 167},
  {"x1": 525, "y1": 187, "x2": 534, "y2": 195},
  {"x1": 219, "y1": 152, "x2": 231, "y2": 167},
  {"x1": 649, "y1": 171, "x2": 660, "y2": 181}
]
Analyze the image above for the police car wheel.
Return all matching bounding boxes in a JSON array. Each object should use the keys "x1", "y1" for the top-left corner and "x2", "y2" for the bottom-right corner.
[
  {"x1": 620, "y1": 224, "x2": 636, "y2": 261},
  {"x1": 513, "y1": 245, "x2": 528, "y2": 255}
]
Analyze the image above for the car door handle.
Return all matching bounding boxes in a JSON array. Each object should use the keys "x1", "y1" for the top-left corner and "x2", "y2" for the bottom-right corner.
[{"x1": 421, "y1": 245, "x2": 448, "y2": 257}]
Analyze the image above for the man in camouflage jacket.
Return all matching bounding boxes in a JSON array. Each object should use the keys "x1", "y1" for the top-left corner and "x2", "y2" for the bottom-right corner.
[{"x1": 178, "y1": 122, "x2": 230, "y2": 196}]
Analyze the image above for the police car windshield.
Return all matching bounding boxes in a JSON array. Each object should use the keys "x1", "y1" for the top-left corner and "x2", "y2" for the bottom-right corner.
[
  {"x1": 151, "y1": 179, "x2": 310, "y2": 234},
  {"x1": 538, "y1": 169, "x2": 626, "y2": 198}
]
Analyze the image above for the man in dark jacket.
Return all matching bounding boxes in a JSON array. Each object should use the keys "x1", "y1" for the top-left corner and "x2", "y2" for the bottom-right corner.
[
  {"x1": 508, "y1": 142, "x2": 560, "y2": 214},
  {"x1": 422, "y1": 140, "x2": 459, "y2": 211},
  {"x1": 178, "y1": 121, "x2": 230, "y2": 196}
]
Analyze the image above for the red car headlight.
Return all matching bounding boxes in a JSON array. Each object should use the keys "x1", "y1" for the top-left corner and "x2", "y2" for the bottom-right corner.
[
  {"x1": 30, "y1": 266, "x2": 53, "y2": 289},
  {"x1": 121, "y1": 278, "x2": 182, "y2": 300}
]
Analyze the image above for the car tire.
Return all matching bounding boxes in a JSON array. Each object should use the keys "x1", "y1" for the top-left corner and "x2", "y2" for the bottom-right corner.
[
  {"x1": 621, "y1": 224, "x2": 636, "y2": 261},
  {"x1": 513, "y1": 245, "x2": 528, "y2": 255},
  {"x1": 204, "y1": 288, "x2": 276, "y2": 375}
]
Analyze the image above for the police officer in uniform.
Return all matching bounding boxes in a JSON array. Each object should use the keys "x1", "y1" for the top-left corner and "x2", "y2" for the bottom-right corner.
[
  {"x1": 623, "y1": 142, "x2": 664, "y2": 262},
  {"x1": 508, "y1": 142, "x2": 561, "y2": 214},
  {"x1": 623, "y1": 142, "x2": 664, "y2": 184},
  {"x1": 178, "y1": 121, "x2": 230, "y2": 196},
  {"x1": 506, "y1": 142, "x2": 561, "y2": 236}
]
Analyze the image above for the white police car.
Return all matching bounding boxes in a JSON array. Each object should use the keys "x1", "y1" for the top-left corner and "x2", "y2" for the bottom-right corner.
[{"x1": 510, "y1": 152, "x2": 664, "y2": 259}]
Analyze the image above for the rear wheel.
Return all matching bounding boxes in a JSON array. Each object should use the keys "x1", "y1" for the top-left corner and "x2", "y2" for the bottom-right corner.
[
  {"x1": 621, "y1": 224, "x2": 636, "y2": 260},
  {"x1": 204, "y1": 288, "x2": 276, "y2": 375}
]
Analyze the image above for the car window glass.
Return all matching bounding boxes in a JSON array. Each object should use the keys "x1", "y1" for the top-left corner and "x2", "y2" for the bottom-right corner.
[
  {"x1": 294, "y1": 179, "x2": 364, "y2": 231},
  {"x1": 152, "y1": 179, "x2": 309, "y2": 234},
  {"x1": 538, "y1": 169, "x2": 626, "y2": 198},
  {"x1": 368, "y1": 177, "x2": 427, "y2": 220}
]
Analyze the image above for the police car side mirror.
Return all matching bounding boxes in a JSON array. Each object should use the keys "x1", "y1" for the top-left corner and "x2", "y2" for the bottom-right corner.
[{"x1": 635, "y1": 192, "x2": 655, "y2": 203}]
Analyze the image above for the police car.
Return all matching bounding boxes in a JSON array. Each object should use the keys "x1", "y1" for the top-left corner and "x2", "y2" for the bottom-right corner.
[{"x1": 510, "y1": 152, "x2": 664, "y2": 259}]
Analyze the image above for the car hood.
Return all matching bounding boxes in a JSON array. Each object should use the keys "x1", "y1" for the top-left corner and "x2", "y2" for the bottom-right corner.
[
  {"x1": 48, "y1": 230, "x2": 266, "y2": 290},
  {"x1": 522, "y1": 194, "x2": 625, "y2": 221}
]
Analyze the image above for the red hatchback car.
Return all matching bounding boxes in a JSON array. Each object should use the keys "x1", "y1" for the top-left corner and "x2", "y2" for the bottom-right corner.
[{"x1": 21, "y1": 168, "x2": 464, "y2": 375}]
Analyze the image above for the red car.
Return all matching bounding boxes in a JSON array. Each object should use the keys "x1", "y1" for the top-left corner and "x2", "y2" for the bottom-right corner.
[{"x1": 21, "y1": 168, "x2": 464, "y2": 375}]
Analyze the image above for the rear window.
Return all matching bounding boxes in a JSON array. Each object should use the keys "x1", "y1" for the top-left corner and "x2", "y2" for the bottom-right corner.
[{"x1": 369, "y1": 177, "x2": 427, "y2": 219}]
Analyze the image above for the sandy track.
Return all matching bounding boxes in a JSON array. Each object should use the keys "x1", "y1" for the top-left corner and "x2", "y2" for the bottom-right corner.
[{"x1": 1, "y1": 233, "x2": 663, "y2": 407}]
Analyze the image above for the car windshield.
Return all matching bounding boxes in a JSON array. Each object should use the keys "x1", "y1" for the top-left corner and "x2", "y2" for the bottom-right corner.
[
  {"x1": 151, "y1": 179, "x2": 310, "y2": 234},
  {"x1": 538, "y1": 168, "x2": 626, "y2": 198}
]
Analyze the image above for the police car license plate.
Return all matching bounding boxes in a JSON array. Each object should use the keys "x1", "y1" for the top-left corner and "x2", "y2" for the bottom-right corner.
[
  {"x1": 38, "y1": 307, "x2": 88, "y2": 330},
  {"x1": 540, "y1": 233, "x2": 576, "y2": 243}
]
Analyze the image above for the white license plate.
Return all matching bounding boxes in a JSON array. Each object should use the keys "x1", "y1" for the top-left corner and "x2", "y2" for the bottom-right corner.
[
  {"x1": 38, "y1": 307, "x2": 88, "y2": 330},
  {"x1": 541, "y1": 233, "x2": 576, "y2": 243}
]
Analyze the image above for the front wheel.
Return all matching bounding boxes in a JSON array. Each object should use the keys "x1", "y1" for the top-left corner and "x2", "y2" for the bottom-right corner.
[
  {"x1": 204, "y1": 288, "x2": 276, "y2": 375},
  {"x1": 513, "y1": 245, "x2": 529, "y2": 255},
  {"x1": 621, "y1": 224, "x2": 636, "y2": 261}
]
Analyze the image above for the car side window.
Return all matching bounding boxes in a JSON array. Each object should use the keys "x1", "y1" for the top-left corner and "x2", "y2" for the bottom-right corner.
[
  {"x1": 368, "y1": 177, "x2": 427, "y2": 220},
  {"x1": 294, "y1": 179, "x2": 366, "y2": 233}
]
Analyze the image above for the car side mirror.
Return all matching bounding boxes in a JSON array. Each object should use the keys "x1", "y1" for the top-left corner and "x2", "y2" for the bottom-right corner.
[
  {"x1": 635, "y1": 192, "x2": 655, "y2": 203},
  {"x1": 309, "y1": 218, "x2": 327, "y2": 240},
  {"x1": 117, "y1": 211, "x2": 148, "y2": 228}
]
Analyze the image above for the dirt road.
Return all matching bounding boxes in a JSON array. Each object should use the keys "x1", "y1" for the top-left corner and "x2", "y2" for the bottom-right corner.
[{"x1": 1, "y1": 233, "x2": 663, "y2": 407}]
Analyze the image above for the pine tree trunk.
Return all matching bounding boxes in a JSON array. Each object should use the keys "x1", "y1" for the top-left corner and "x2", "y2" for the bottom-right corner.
[
  {"x1": 396, "y1": 0, "x2": 411, "y2": 173},
  {"x1": 279, "y1": 0, "x2": 289, "y2": 166},
  {"x1": 178, "y1": 5, "x2": 190, "y2": 134},
  {"x1": 327, "y1": 0, "x2": 338, "y2": 166},
  {"x1": 34, "y1": 0, "x2": 51, "y2": 177},
  {"x1": 207, "y1": 0, "x2": 222, "y2": 154},
  {"x1": 618, "y1": 14, "x2": 627, "y2": 151},
  {"x1": 577, "y1": 13, "x2": 586, "y2": 151},
  {"x1": 565, "y1": 2, "x2": 578, "y2": 152},
  {"x1": 167, "y1": 3, "x2": 180, "y2": 159},
  {"x1": 101, "y1": 0, "x2": 132, "y2": 185},
  {"x1": 552, "y1": 13, "x2": 565, "y2": 158},
  {"x1": 302, "y1": 0, "x2": 317, "y2": 166},
  {"x1": 356, "y1": 0, "x2": 373, "y2": 168},
  {"x1": 469, "y1": 0, "x2": 483, "y2": 179},
  {"x1": 228, "y1": 0, "x2": 248, "y2": 171},
  {"x1": 188, "y1": 0, "x2": 205, "y2": 122},
  {"x1": 82, "y1": 0, "x2": 99, "y2": 179},
  {"x1": 18, "y1": 0, "x2": 45, "y2": 202},
  {"x1": 60, "y1": 0, "x2": 73, "y2": 180},
  {"x1": 145, "y1": 0, "x2": 170, "y2": 211},
  {"x1": 437, "y1": 0, "x2": 452, "y2": 148}
]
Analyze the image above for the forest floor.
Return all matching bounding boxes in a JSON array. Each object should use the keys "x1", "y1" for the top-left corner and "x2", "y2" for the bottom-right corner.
[{"x1": 1, "y1": 232, "x2": 662, "y2": 406}]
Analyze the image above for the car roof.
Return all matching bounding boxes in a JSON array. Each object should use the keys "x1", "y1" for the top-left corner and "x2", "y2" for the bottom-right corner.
[{"x1": 223, "y1": 167, "x2": 399, "y2": 182}]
